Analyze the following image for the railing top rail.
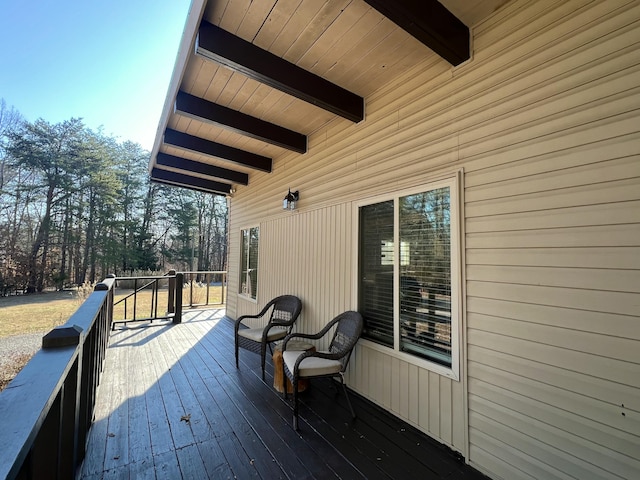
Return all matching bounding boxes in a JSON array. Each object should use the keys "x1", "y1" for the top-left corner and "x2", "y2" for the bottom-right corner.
[
  {"x1": 181, "y1": 270, "x2": 227, "y2": 275},
  {"x1": 95, "y1": 275, "x2": 116, "y2": 291},
  {"x1": 113, "y1": 275, "x2": 172, "y2": 306},
  {"x1": 67, "y1": 289, "x2": 112, "y2": 334},
  {"x1": 114, "y1": 275, "x2": 175, "y2": 281}
]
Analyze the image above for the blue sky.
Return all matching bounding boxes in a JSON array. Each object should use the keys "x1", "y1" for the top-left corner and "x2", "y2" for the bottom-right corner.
[{"x1": 0, "y1": 0, "x2": 191, "y2": 150}]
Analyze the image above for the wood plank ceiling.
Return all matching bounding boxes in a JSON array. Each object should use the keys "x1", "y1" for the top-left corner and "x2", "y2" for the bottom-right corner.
[{"x1": 149, "y1": 0, "x2": 509, "y2": 195}]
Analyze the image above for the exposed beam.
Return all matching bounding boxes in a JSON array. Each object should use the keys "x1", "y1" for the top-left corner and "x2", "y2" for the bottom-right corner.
[
  {"x1": 363, "y1": 0, "x2": 470, "y2": 66},
  {"x1": 175, "y1": 91, "x2": 307, "y2": 153},
  {"x1": 156, "y1": 152, "x2": 248, "y2": 185},
  {"x1": 163, "y1": 128, "x2": 272, "y2": 172},
  {"x1": 196, "y1": 21, "x2": 364, "y2": 123},
  {"x1": 151, "y1": 178, "x2": 225, "y2": 195},
  {"x1": 150, "y1": 168, "x2": 231, "y2": 195}
]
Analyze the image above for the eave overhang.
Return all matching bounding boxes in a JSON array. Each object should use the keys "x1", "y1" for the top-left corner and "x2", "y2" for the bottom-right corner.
[{"x1": 149, "y1": 0, "x2": 506, "y2": 195}]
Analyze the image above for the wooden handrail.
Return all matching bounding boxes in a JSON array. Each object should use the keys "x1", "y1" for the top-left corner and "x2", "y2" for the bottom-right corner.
[
  {"x1": 0, "y1": 278, "x2": 114, "y2": 479},
  {"x1": 0, "y1": 270, "x2": 225, "y2": 479}
]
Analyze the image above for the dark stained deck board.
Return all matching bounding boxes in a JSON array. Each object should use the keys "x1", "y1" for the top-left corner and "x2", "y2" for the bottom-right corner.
[
  {"x1": 80, "y1": 310, "x2": 487, "y2": 480},
  {"x1": 186, "y1": 323, "x2": 357, "y2": 479}
]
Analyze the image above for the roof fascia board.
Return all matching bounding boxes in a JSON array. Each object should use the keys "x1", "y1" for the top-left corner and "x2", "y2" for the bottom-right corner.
[{"x1": 149, "y1": 0, "x2": 208, "y2": 174}]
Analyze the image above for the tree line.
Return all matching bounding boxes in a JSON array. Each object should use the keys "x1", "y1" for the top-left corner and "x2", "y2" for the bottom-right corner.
[{"x1": 0, "y1": 99, "x2": 228, "y2": 294}]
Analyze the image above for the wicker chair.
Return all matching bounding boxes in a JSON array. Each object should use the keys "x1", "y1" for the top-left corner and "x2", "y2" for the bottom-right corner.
[
  {"x1": 281, "y1": 311, "x2": 363, "y2": 430},
  {"x1": 234, "y1": 295, "x2": 302, "y2": 380}
]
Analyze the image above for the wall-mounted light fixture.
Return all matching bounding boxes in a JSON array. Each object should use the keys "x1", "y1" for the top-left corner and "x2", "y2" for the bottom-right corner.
[{"x1": 283, "y1": 188, "x2": 299, "y2": 211}]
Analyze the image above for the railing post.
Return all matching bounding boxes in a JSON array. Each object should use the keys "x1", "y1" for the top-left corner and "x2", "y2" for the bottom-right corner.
[
  {"x1": 222, "y1": 272, "x2": 226, "y2": 306},
  {"x1": 174, "y1": 272, "x2": 183, "y2": 324},
  {"x1": 167, "y1": 270, "x2": 176, "y2": 314},
  {"x1": 42, "y1": 325, "x2": 83, "y2": 480}
]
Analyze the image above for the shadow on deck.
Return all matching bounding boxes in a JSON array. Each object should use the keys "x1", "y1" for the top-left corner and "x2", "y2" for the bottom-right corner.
[{"x1": 80, "y1": 309, "x2": 487, "y2": 479}]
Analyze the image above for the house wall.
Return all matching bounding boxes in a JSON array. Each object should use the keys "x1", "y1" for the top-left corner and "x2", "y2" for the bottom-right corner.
[{"x1": 226, "y1": 0, "x2": 640, "y2": 478}]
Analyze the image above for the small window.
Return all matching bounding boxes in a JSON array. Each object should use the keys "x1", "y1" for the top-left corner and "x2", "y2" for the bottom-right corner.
[
  {"x1": 357, "y1": 177, "x2": 460, "y2": 378},
  {"x1": 240, "y1": 226, "x2": 259, "y2": 300}
]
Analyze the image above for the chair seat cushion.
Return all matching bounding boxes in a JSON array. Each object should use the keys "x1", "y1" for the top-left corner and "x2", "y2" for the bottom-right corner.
[
  {"x1": 238, "y1": 327, "x2": 287, "y2": 343},
  {"x1": 283, "y1": 350, "x2": 342, "y2": 377}
]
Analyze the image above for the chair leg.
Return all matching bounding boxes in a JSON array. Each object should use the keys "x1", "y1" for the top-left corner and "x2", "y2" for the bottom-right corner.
[
  {"x1": 282, "y1": 365, "x2": 288, "y2": 399},
  {"x1": 235, "y1": 339, "x2": 239, "y2": 369},
  {"x1": 339, "y1": 375, "x2": 356, "y2": 419},
  {"x1": 293, "y1": 377, "x2": 300, "y2": 430}
]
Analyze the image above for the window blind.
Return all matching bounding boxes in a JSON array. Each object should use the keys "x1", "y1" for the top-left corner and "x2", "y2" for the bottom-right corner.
[{"x1": 358, "y1": 200, "x2": 394, "y2": 347}]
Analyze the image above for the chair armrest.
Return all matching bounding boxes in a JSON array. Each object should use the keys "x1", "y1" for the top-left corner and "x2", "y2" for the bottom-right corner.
[
  {"x1": 235, "y1": 314, "x2": 257, "y2": 333},
  {"x1": 282, "y1": 314, "x2": 341, "y2": 349},
  {"x1": 234, "y1": 300, "x2": 275, "y2": 332},
  {"x1": 282, "y1": 331, "x2": 322, "y2": 350}
]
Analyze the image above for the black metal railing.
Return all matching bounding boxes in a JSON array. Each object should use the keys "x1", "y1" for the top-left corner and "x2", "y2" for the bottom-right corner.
[
  {"x1": 181, "y1": 270, "x2": 227, "y2": 308},
  {"x1": 111, "y1": 270, "x2": 226, "y2": 328},
  {"x1": 112, "y1": 270, "x2": 183, "y2": 329}
]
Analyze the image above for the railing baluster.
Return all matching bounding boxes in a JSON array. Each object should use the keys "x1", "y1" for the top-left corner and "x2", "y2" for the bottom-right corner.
[
  {"x1": 174, "y1": 272, "x2": 183, "y2": 324},
  {"x1": 206, "y1": 272, "x2": 210, "y2": 305},
  {"x1": 189, "y1": 272, "x2": 194, "y2": 308},
  {"x1": 133, "y1": 278, "x2": 138, "y2": 322},
  {"x1": 167, "y1": 270, "x2": 176, "y2": 315}
]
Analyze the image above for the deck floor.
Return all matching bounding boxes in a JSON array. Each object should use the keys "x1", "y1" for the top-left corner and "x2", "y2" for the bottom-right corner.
[{"x1": 80, "y1": 309, "x2": 487, "y2": 479}]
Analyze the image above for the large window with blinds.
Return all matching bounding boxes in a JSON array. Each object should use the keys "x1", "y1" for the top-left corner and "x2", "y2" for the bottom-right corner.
[
  {"x1": 239, "y1": 226, "x2": 259, "y2": 300},
  {"x1": 358, "y1": 177, "x2": 460, "y2": 375}
]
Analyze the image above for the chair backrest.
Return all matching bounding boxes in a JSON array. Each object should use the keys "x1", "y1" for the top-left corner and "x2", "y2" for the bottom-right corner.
[
  {"x1": 328, "y1": 311, "x2": 364, "y2": 370},
  {"x1": 268, "y1": 295, "x2": 302, "y2": 327}
]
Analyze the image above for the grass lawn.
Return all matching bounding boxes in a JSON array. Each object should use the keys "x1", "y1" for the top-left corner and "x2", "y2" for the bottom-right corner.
[
  {"x1": 0, "y1": 285, "x2": 225, "y2": 337},
  {"x1": 0, "y1": 285, "x2": 225, "y2": 391},
  {"x1": 0, "y1": 290, "x2": 87, "y2": 338}
]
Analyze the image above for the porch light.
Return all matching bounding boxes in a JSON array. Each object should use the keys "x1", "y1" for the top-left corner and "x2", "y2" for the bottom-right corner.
[{"x1": 283, "y1": 188, "x2": 299, "y2": 211}]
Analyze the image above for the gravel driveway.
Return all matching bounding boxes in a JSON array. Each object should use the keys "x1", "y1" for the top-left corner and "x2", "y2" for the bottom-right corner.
[{"x1": 0, "y1": 332, "x2": 44, "y2": 372}]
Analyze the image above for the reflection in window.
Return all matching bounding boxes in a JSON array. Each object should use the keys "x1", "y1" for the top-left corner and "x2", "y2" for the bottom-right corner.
[
  {"x1": 240, "y1": 226, "x2": 259, "y2": 300},
  {"x1": 358, "y1": 185, "x2": 455, "y2": 368}
]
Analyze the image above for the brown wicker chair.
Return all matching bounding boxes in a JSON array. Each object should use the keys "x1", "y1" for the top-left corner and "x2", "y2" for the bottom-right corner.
[
  {"x1": 234, "y1": 295, "x2": 302, "y2": 380},
  {"x1": 281, "y1": 310, "x2": 363, "y2": 430}
]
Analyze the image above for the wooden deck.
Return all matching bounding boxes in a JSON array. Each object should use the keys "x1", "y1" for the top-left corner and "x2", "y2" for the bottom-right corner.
[{"x1": 80, "y1": 309, "x2": 487, "y2": 480}]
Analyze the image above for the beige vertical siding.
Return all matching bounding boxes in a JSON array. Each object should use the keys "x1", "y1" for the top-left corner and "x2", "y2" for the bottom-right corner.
[
  {"x1": 227, "y1": 0, "x2": 640, "y2": 478},
  {"x1": 463, "y1": 1, "x2": 640, "y2": 478},
  {"x1": 232, "y1": 204, "x2": 354, "y2": 344}
]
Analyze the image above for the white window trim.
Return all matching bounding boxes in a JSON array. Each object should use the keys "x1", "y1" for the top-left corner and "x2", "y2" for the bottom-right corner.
[
  {"x1": 238, "y1": 225, "x2": 259, "y2": 303},
  {"x1": 352, "y1": 173, "x2": 462, "y2": 381}
]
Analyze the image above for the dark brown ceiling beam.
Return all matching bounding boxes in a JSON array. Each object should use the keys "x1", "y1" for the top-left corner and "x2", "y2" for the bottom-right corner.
[
  {"x1": 151, "y1": 178, "x2": 226, "y2": 196},
  {"x1": 150, "y1": 168, "x2": 231, "y2": 195},
  {"x1": 363, "y1": 0, "x2": 469, "y2": 66},
  {"x1": 196, "y1": 21, "x2": 364, "y2": 123},
  {"x1": 175, "y1": 91, "x2": 307, "y2": 153},
  {"x1": 163, "y1": 128, "x2": 272, "y2": 172},
  {"x1": 156, "y1": 152, "x2": 248, "y2": 185}
]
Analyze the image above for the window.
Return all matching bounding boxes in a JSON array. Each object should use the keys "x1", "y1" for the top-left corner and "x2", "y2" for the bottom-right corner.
[
  {"x1": 240, "y1": 226, "x2": 259, "y2": 300},
  {"x1": 357, "y1": 177, "x2": 460, "y2": 377}
]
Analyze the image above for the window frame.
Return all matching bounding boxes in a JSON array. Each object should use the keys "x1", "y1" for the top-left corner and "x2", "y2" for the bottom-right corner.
[
  {"x1": 239, "y1": 225, "x2": 260, "y2": 302},
  {"x1": 353, "y1": 174, "x2": 462, "y2": 380}
]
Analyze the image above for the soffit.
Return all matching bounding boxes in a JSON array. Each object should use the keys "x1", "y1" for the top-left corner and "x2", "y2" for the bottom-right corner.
[{"x1": 150, "y1": 0, "x2": 509, "y2": 194}]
